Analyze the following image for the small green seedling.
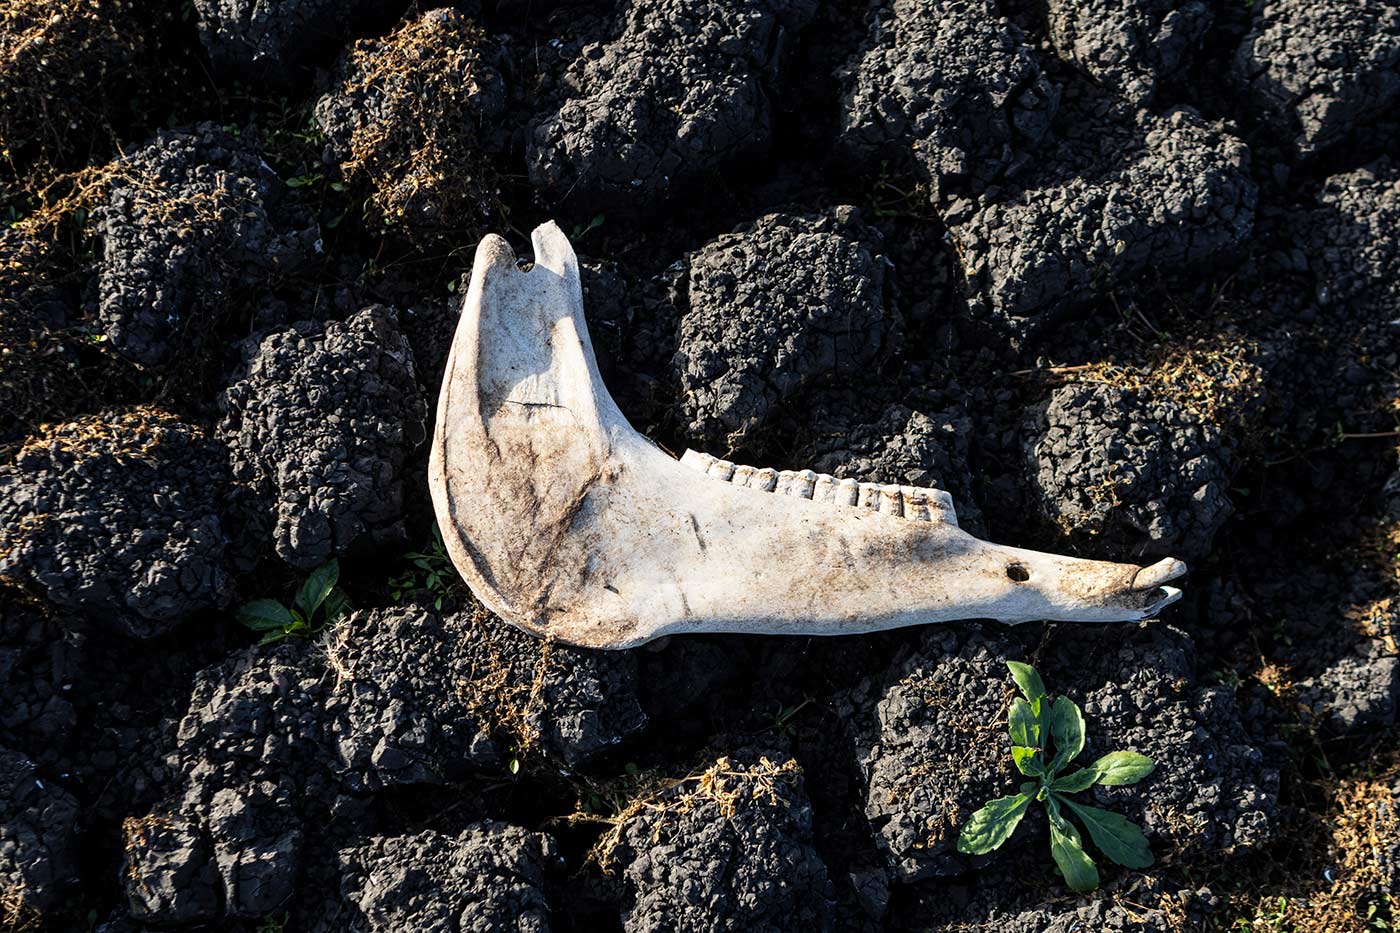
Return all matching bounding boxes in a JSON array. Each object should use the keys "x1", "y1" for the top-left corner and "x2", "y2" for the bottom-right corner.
[
  {"x1": 388, "y1": 526, "x2": 458, "y2": 609},
  {"x1": 236, "y1": 559, "x2": 352, "y2": 645},
  {"x1": 956, "y1": 661, "x2": 1156, "y2": 892}
]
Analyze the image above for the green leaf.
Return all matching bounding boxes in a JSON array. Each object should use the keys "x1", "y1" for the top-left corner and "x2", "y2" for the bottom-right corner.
[
  {"x1": 237, "y1": 599, "x2": 296, "y2": 631},
  {"x1": 1050, "y1": 768, "x2": 1099, "y2": 793},
  {"x1": 1011, "y1": 746, "x2": 1043, "y2": 776},
  {"x1": 1006, "y1": 661, "x2": 1046, "y2": 703},
  {"x1": 956, "y1": 793, "x2": 1032, "y2": 855},
  {"x1": 1058, "y1": 797, "x2": 1154, "y2": 869},
  {"x1": 322, "y1": 589, "x2": 352, "y2": 624},
  {"x1": 1008, "y1": 697, "x2": 1041, "y2": 748},
  {"x1": 1046, "y1": 797, "x2": 1100, "y2": 892},
  {"x1": 1088, "y1": 751, "x2": 1156, "y2": 786},
  {"x1": 295, "y1": 559, "x2": 340, "y2": 616},
  {"x1": 1048, "y1": 696, "x2": 1086, "y2": 773},
  {"x1": 257, "y1": 629, "x2": 287, "y2": 646}
]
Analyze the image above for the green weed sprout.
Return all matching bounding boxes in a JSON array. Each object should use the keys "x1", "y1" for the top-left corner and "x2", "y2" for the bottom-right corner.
[
  {"x1": 388, "y1": 526, "x2": 458, "y2": 609},
  {"x1": 956, "y1": 661, "x2": 1156, "y2": 892},
  {"x1": 235, "y1": 559, "x2": 352, "y2": 645}
]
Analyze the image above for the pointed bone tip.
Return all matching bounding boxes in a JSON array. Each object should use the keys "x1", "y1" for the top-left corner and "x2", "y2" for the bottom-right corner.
[
  {"x1": 1140, "y1": 584, "x2": 1183, "y2": 618},
  {"x1": 533, "y1": 218, "x2": 565, "y2": 240},
  {"x1": 1132, "y1": 557, "x2": 1187, "y2": 591},
  {"x1": 530, "y1": 220, "x2": 578, "y2": 274},
  {"x1": 476, "y1": 232, "x2": 516, "y2": 265}
]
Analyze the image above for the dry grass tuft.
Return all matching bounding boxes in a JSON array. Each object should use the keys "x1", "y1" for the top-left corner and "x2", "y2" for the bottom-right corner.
[
  {"x1": 1226, "y1": 765, "x2": 1399, "y2": 933},
  {"x1": 454, "y1": 602, "x2": 554, "y2": 758},
  {"x1": 0, "y1": 886, "x2": 40, "y2": 933},
  {"x1": 563, "y1": 754, "x2": 804, "y2": 874},
  {"x1": 325, "y1": 9, "x2": 502, "y2": 243},
  {"x1": 1068, "y1": 332, "x2": 1268, "y2": 430},
  {"x1": 0, "y1": 0, "x2": 146, "y2": 168},
  {"x1": 15, "y1": 406, "x2": 191, "y2": 466}
]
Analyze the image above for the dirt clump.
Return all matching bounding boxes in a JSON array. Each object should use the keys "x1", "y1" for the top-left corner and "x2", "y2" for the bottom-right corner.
[
  {"x1": 1046, "y1": 0, "x2": 1211, "y2": 105},
  {"x1": 838, "y1": 0, "x2": 1058, "y2": 203},
  {"x1": 219, "y1": 306, "x2": 428, "y2": 571},
  {"x1": 95, "y1": 125, "x2": 318, "y2": 369},
  {"x1": 528, "y1": 0, "x2": 817, "y2": 218},
  {"x1": 0, "y1": 0, "x2": 149, "y2": 170},
  {"x1": 674, "y1": 209, "x2": 899, "y2": 454},
  {"x1": 1232, "y1": 0, "x2": 1400, "y2": 159},
  {"x1": 0, "y1": 408, "x2": 234, "y2": 638},
  {"x1": 316, "y1": 824, "x2": 558, "y2": 932},
  {"x1": 315, "y1": 8, "x2": 505, "y2": 245},
  {"x1": 1025, "y1": 382, "x2": 1234, "y2": 561},
  {"x1": 191, "y1": 0, "x2": 407, "y2": 90},
  {"x1": 608, "y1": 749, "x2": 835, "y2": 933}
]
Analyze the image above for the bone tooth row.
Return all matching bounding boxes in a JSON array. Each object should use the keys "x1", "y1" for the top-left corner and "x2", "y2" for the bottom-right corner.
[{"x1": 680, "y1": 450, "x2": 957, "y2": 524}]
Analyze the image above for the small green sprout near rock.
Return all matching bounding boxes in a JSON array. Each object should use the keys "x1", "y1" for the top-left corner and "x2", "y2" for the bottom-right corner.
[
  {"x1": 956, "y1": 661, "x2": 1156, "y2": 893},
  {"x1": 388, "y1": 526, "x2": 458, "y2": 609},
  {"x1": 236, "y1": 559, "x2": 352, "y2": 645}
]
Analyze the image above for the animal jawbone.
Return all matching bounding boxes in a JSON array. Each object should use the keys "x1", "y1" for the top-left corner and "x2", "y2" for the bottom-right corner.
[{"x1": 428, "y1": 221, "x2": 1187, "y2": 649}]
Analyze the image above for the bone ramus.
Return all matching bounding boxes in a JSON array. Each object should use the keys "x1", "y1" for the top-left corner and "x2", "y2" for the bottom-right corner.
[{"x1": 428, "y1": 221, "x2": 1186, "y2": 649}]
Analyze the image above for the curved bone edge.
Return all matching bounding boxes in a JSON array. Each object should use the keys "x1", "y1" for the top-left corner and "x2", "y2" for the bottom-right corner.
[
  {"x1": 430, "y1": 221, "x2": 1188, "y2": 650},
  {"x1": 680, "y1": 449, "x2": 959, "y2": 527}
]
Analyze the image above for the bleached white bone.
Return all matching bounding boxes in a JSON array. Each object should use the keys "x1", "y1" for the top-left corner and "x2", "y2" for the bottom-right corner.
[{"x1": 428, "y1": 222, "x2": 1186, "y2": 649}]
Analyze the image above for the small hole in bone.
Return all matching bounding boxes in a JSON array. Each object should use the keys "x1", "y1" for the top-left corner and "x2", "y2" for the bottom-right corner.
[
  {"x1": 1006, "y1": 564, "x2": 1030, "y2": 583},
  {"x1": 516, "y1": 258, "x2": 534, "y2": 272}
]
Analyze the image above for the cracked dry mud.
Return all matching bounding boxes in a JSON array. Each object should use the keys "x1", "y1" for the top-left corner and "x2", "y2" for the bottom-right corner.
[{"x1": 2, "y1": 0, "x2": 1400, "y2": 930}]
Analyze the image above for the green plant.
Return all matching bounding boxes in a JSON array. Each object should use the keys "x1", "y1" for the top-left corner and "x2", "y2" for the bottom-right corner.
[
  {"x1": 255, "y1": 913, "x2": 287, "y2": 933},
  {"x1": 388, "y1": 527, "x2": 457, "y2": 609},
  {"x1": 236, "y1": 559, "x2": 352, "y2": 645},
  {"x1": 255, "y1": 912, "x2": 288, "y2": 933},
  {"x1": 956, "y1": 661, "x2": 1157, "y2": 892},
  {"x1": 570, "y1": 213, "x2": 606, "y2": 241}
]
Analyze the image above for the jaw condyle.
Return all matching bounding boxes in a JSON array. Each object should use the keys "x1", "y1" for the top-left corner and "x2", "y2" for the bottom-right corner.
[{"x1": 428, "y1": 221, "x2": 1186, "y2": 649}]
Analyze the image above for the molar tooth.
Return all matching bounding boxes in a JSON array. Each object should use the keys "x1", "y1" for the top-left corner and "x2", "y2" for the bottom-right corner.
[
  {"x1": 707, "y1": 458, "x2": 736, "y2": 481},
  {"x1": 681, "y1": 450, "x2": 715, "y2": 473},
  {"x1": 879, "y1": 484, "x2": 904, "y2": 517},
  {"x1": 857, "y1": 483, "x2": 883, "y2": 510},
  {"x1": 753, "y1": 467, "x2": 778, "y2": 492},
  {"x1": 837, "y1": 477, "x2": 859, "y2": 506},
  {"x1": 775, "y1": 470, "x2": 799, "y2": 495},
  {"x1": 812, "y1": 474, "x2": 839, "y2": 503},
  {"x1": 903, "y1": 493, "x2": 932, "y2": 522},
  {"x1": 794, "y1": 470, "x2": 817, "y2": 499},
  {"x1": 925, "y1": 488, "x2": 958, "y2": 525},
  {"x1": 732, "y1": 463, "x2": 756, "y2": 488}
]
